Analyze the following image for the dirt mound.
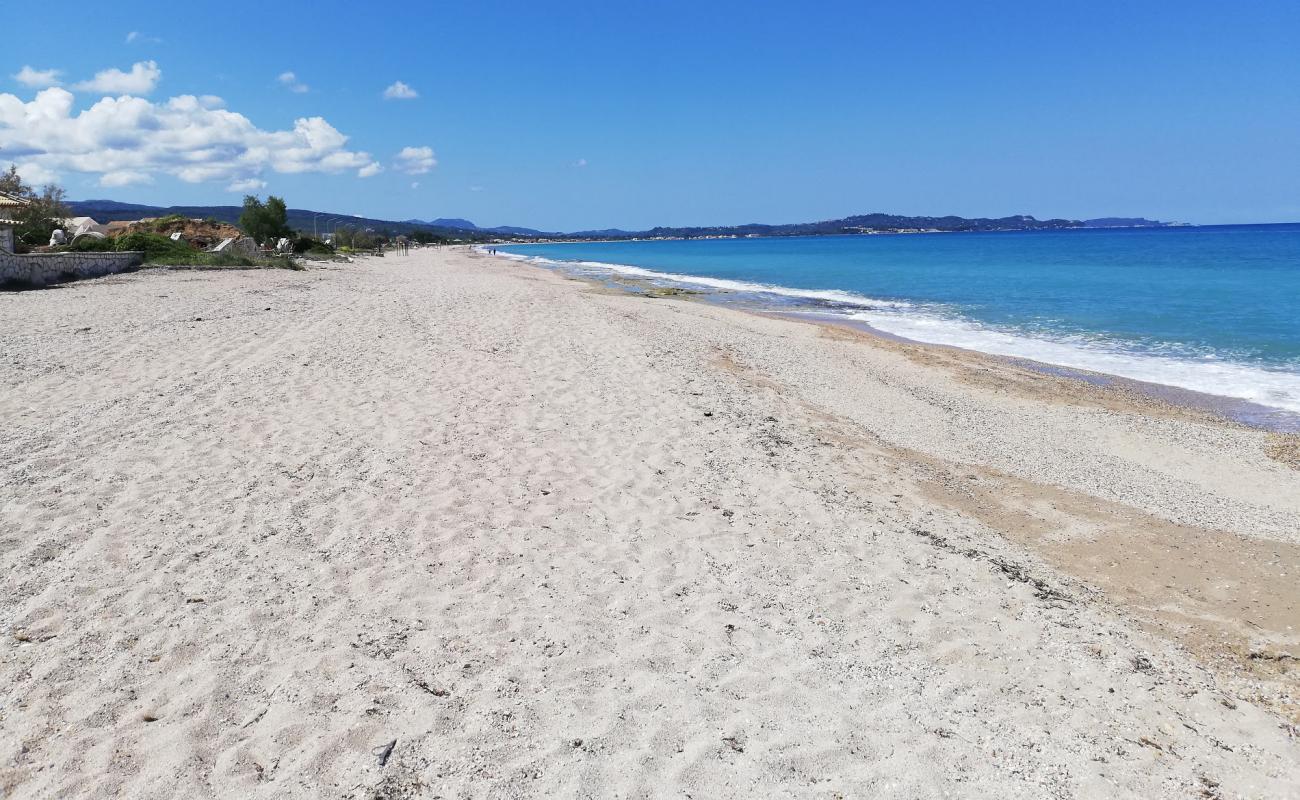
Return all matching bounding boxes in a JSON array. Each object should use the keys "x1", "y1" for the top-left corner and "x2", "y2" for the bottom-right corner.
[{"x1": 123, "y1": 216, "x2": 243, "y2": 250}]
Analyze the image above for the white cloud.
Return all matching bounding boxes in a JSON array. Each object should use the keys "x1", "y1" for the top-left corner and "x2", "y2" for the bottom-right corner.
[
  {"x1": 469, "y1": 185, "x2": 484, "y2": 192},
  {"x1": 14, "y1": 66, "x2": 61, "y2": 88},
  {"x1": 0, "y1": 87, "x2": 379, "y2": 189},
  {"x1": 394, "y1": 146, "x2": 436, "y2": 174},
  {"x1": 73, "y1": 61, "x2": 161, "y2": 95},
  {"x1": 125, "y1": 31, "x2": 161, "y2": 45},
  {"x1": 227, "y1": 178, "x2": 267, "y2": 192},
  {"x1": 278, "y1": 71, "x2": 310, "y2": 94},
  {"x1": 358, "y1": 162, "x2": 383, "y2": 178},
  {"x1": 99, "y1": 170, "x2": 152, "y2": 187},
  {"x1": 14, "y1": 161, "x2": 58, "y2": 185},
  {"x1": 574, "y1": 158, "x2": 588, "y2": 167},
  {"x1": 382, "y1": 81, "x2": 418, "y2": 100}
]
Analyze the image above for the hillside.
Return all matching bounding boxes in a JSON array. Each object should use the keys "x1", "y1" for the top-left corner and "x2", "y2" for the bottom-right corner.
[
  {"x1": 405, "y1": 217, "x2": 552, "y2": 237},
  {"x1": 634, "y1": 213, "x2": 1084, "y2": 239},
  {"x1": 67, "y1": 200, "x2": 1178, "y2": 241},
  {"x1": 1083, "y1": 217, "x2": 1182, "y2": 228},
  {"x1": 68, "y1": 201, "x2": 495, "y2": 241}
]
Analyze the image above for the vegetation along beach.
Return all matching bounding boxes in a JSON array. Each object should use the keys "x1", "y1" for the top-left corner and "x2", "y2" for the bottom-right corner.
[{"x1": 3, "y1": 2, "x2": 1299, "y2": 798}]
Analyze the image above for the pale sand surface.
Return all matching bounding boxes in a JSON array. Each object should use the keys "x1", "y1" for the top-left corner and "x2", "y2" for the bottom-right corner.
[{"x1": 2, "y1": 248, "x2": 1298, "y2": 798}]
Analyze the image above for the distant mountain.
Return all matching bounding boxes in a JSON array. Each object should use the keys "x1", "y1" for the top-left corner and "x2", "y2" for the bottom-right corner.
[
  {"x1": 405, "y1": 217, "x2": 479, "y2": 230},
  {"x1": 613, "y1": 213, "x2": 1084, "y2": 240},
  {"x1": 487, "y1": 225, "x2": 549, "y2": 236},
  {"x1": 1082, "y1": 217, "x2": 1178, "y2": 228},
  {"x1": 68, "y1": 199, "x2": 1179, "y2": 242},
  {"x1": 71, "y1": 199, "x2": 162, "y2": 214},
  {"x1": 404, "y1": 217, "x2": 549, "y2": 236},
  {"x1": 68, "y1": 201, "x2": 495, "y2": 241},
  {"x1": 570, "y1": 228, "x2": 636, "y2": 238}
]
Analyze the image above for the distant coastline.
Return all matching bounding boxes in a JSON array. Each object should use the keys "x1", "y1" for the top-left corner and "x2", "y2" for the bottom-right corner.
[{"x1": 65, "y1": 198, "x2": 1199, "y2": 244}]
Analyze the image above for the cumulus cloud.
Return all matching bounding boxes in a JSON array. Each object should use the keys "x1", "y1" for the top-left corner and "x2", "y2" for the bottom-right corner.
[
  {"x1": 99, "y1": 170, "x2": 152, "y2": 187},
  {"x1": 383, "y1": 81, "x2": 418, "y2": 100},
  {"x1": 278, "y1": 71, "x2": 310, "y2": 93},
  {"x1": 14, "y1": 161, "x2": 59, "y2": 185},
  {"x1": 394, "y1": 146, "x2": 436, "y2": 174},
  {"x1": 227, "y1": 178, "x2": 267, "y2": 193},
  {"x1": 410, "y1": 181, "x2": 419, "y2": 190},
  {"x1": 73, "y1": 61, "x2": 161, "y2": 95},
  {"x1": 357, "y1": 162, "x2": 383, "y2": 178},
  {"x1": 0, "y1": 87, "x2": 380, "y2": 188},
  {"x1": 14, "y1": 66, "x2": 62, "y2": 88}
]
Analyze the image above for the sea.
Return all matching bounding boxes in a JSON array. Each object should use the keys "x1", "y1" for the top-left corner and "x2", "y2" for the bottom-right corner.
[{"x1": 498, "y1": 224, "x2": 1300, "y2": 430}]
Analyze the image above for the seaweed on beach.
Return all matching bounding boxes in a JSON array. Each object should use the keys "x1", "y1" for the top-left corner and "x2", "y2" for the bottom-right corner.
[
  {"x1": 911, "y1": 527, "x2": 1073, "y2": 604},
  {"x1": 1265, "y1": 434, "x2": 1300, "y2": 470},
  {"x1": 640, "y1": 285, "x2": 701, "y2": 299}
]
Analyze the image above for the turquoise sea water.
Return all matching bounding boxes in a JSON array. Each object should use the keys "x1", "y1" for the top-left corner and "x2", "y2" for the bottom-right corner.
[{"x1": 499, "y1": 225, "x2": 1300, "y2": 423}]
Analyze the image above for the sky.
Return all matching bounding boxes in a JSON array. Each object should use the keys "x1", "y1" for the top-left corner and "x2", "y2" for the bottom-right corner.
[{"x1": 3, "y1": 0, "x2": 1298, "y2": 230}]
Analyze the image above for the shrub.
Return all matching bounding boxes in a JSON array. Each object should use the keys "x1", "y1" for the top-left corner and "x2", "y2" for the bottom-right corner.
[
  {"x1": 148, "y1": 251, "x2": 301, "y2": 270},
  {"x1": 157, "y1": 251, "x2": 255, "y2": 267},
  {"x1": 113, "y1": 232, "x2": 193, "y2": 260},
  {"x1": 291, "y1": 235, "x2": 332, "y2": 254},
  {"x1": 66, "y1": 236, "x2": 114, "y2": 252},
  {"x1": 148, "y1": 214, "x2": 190, "y2": 230}
]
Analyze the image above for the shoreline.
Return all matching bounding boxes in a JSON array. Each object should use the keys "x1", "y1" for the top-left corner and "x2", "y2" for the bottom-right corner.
[
  {"x1": 4, "y1": 247, "x2": 1298, "y2": 797},
  {"x1": 492, "y1": 244, "x2": 1300, "y2": 486},
  {"x1": 492, "y1": 247, "x2": 1300, "y2": 435},
  {"x1": 789, "y1": 311, "x2": 1300, "y2": 434}
]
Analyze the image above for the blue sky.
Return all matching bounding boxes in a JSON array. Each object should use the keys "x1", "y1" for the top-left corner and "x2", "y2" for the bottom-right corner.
[{"x1": 4, "y1": 0, "x2": 1298, "y2": 229}]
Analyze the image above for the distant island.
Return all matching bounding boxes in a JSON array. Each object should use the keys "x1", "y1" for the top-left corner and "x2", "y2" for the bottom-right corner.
[
  {"x1": 66, "y1": 199, "x2": 1185, "y2": 243},
  {"x1": 1080, "y1": 217, "x2": 1186, "y2": 228}
]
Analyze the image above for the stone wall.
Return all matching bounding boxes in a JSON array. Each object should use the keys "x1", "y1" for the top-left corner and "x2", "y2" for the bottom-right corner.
[
  {"x1": 0, "y1": 227, "x2": 13, "y2": 254},
  {"x1": 0, "y1": 250, "x2": 144, "y2": 288}
]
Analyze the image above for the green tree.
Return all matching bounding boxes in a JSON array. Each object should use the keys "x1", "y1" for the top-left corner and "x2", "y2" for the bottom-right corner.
[
  {"x1": 332, "y1": 224, "x2": 378, "y2": 250},
  {"x1": 1, "y1": 163, "x2": 70, "y2": 250},
  {"x1": 265, "y1": 196, "x2": 288, "y2": 234},
  {"x1": 0, "y1": 164, "x2": 23, "y2": 196},
  {"x1": 237, "y1": 194, "x2": 291, "y2": 244}
]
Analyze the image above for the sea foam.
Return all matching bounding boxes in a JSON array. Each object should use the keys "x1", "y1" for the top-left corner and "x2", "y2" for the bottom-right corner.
[{"x1": 502, "y1": 250, "x2": 1300, "y2": 418}]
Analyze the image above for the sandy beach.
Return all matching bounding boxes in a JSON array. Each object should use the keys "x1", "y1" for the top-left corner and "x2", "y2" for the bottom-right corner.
[{"x1": 2, "y1": 247, "x2": 1298, "y2": 798}]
